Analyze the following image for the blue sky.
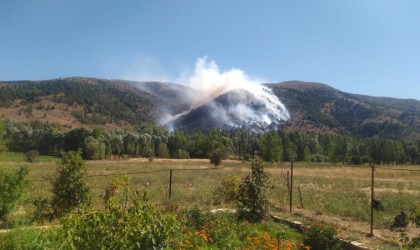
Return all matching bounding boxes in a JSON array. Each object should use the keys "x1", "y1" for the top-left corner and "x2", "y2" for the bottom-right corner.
[{"x1": 1, "y1": 0, "x2": 419, "y2": 99}]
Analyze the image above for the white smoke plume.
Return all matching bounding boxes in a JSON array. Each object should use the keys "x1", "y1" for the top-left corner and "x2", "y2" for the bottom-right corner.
[{"x1": 164, "y1": 57, "x2": 290, "y2": 131}]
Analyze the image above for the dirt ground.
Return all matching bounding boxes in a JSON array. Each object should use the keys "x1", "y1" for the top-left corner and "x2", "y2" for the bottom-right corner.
[{"x1": 277, "y1": 207, "x2": 419, "y2": 249}]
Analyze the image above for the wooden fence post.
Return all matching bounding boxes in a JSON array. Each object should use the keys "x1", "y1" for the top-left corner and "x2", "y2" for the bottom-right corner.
[
  {"x1": 369, "y1": 164, "x2": 375, "y2": 237},
  {"x1": 169, "y1": 169, "x2": 173, "y2": 203},
  {"x1": 290, "y1": 160, "x2": 294, "y2": 213}
]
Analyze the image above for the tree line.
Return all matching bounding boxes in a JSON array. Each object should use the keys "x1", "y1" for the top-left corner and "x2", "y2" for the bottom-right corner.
[{"x1": 1, "y1": 120, "x2": 419, "y2": 165}]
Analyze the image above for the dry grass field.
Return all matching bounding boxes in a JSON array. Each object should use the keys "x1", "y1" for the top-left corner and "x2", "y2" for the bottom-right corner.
[{"x1": 1, "y1": 157, "x2": 419, "y2": 248}]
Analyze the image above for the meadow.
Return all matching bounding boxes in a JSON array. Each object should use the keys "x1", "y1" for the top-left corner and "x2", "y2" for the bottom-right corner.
[{"x1": 1, "y1": 153, "x2": 419, "y2": 248}]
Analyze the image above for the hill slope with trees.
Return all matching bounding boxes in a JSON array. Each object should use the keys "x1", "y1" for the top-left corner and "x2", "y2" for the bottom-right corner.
[
  {"x1": 0, "y1": 77, "x2": 419, "y2": 140},
  {"x1": 267, "y1": 81, "x2": 420, "y2": 140},
  {"x1": 0, "y1": 77, "x2": 162, "y2": 129}
]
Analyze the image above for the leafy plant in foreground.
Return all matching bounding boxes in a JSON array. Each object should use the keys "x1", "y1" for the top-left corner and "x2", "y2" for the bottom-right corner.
[
  {"x1": 60, "y1": 191, "x2": 180, "y2": 249},
  {"x1": 50, "y1": 150, "x2": 90, "y2": 217},
  {"x1": 236, "y1": 160, "x2": 271, "y2": 222},
  {"x1": 0, "y1": 167, "x2": 28, "y2": 222},
  {"x1": 303, "y1": 223, "x2": 341, "y2": 250}
]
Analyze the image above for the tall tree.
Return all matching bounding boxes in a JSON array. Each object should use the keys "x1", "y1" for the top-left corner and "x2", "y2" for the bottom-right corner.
[{"x1": 258, "y1": 131, "x2": 282, "y2": 162}]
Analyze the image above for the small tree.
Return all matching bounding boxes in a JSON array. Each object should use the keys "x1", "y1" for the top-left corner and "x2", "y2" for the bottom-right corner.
[
  {"x1": 210, "y1": 148, "x2": 224, "y2": 167},
  {"x1": 51, "y1": 150, "x2": 90, "y2": 217},
  {"x1": 0, "y1": 167, "x2": 28, "y2": 221},
  {"x1": 236, "y1": 161, "x2": 271, "y2": 222}
]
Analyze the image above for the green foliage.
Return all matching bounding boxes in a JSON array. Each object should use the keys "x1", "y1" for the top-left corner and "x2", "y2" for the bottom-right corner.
[
  {"x1": 25, "y1": 150, "x2": 39, "y2": 163},
  {"x1": 84, "y1": 136, "x2": 106, "y2": 160},
  {"x1": 156, "y1": 143, "x2": 170, "y2": 158},
  {"x1": 209, "y1": 147, "x2": 225, "y2": 166},
  {"x1": 258, "y1": 131, "x2": 282, "y2": 162},
  {"x1": 51, "y1": 150, "x2": 90, "y2": 217},
  {"x1": 0, "y1": 167, "x2": 28, "y2": 221},
  {"x1": 400, "y1": 207, "x2": 420, "y2": 249},
  {"x1": 0, "y1": 227, "x2": 54, "y2": 250},
  {"x1": 60, "y1": 192, "x2": 180, "y2": 249},
  {"x1": 180, "y1": 209, "x2": 304, "y2": 249},
  {"x1": 32, "y1": 196, "x2": 53, "y2": 223},
  {"x1": 213, "y1": 175, "x2": 239, "y2": 204},
  {"x1": 0, "y1": 120, "x2": 6, "y2": 153},
  {"x1": 237, "y1": 161, "x2": 271, "y2": 222},
  {"x1": 103, "y1": 176, "x2": 129, "y2": 208},
  {"x1": 303, "y1": 223, "x2": 341, "y2": 250},
  {"x1": 0, "y1": 78, "x2": 158, "y2": 125}
]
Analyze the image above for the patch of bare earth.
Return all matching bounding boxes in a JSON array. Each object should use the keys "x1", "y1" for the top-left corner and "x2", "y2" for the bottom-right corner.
[
  {"x1": 286, "y1": 208, "x2": 417, "y2": 249},
  {"x1": 0, "y1": 97, "x2": 128, "y2": 130}
]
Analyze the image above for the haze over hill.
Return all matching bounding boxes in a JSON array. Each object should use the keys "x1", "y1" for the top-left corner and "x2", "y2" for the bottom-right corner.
[{"x1": 0, "y1": 77, "x2": 419, "y2": 139}]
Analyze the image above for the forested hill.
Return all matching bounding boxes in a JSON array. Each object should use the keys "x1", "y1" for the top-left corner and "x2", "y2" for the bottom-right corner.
[
  {"x1": 0, "y1": 77, "x2": 162, "y2": 129},
  {"x1": 0, "y1": 77, "x2": 419, "y2": 139},
  {"x1": 267, "y1": 81, "x2": 420, "y2": 140}
]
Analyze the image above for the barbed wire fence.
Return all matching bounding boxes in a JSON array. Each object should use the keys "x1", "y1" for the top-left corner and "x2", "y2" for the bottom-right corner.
[{"x1": 25, "y1": 161, "x2": 419, "y2": 237}]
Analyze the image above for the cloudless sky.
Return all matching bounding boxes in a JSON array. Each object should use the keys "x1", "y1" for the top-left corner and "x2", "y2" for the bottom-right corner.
[{"x1": 1, "y1": 0, "x2": 419, "y2": 99}]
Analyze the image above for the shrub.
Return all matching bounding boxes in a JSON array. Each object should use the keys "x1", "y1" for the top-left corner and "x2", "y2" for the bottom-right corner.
[
  {"x1": 214, "y1": 175, "x2": 239, "y2": 204},
  {"x1": 50, "y1": 150, "x2": 90, "y2": 217},
  {"x1": 103, "y1": 176, "x2": 129, "y2": 208},
  {"x1": 0, "y1": 167, "x2": 28, "y2": 222},
  {"x1": 236, "y1": 161, "x2": 271, "y2": 222},
  {"x1": 185, "y1": 206, "x2": 207, "y2": 230},
  {"x1": 60, "y1": 192, "x2": 180, "y2": 249},
  {"x1": 303, "y1": 223, "x2": 341, "y2": 250},
  {"x1": 32, "y1": 196, "x2": 53, "y2": 223},
  {"x1": 400, "y1": 207, "x2": 420, "y2": 249},
  {"x1": 25, "y1": 150, "x2": 39, "y2": 163},
  {"x1": 210, "y1": 148, "x2": 224, "y2": 166}
]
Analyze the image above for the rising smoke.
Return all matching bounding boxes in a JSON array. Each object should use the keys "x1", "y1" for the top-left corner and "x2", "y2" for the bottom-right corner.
[{"x1": 163, "y1": 57, "x2": 290, "y2": 132}]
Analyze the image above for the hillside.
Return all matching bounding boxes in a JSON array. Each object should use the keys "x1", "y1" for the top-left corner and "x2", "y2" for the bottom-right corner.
[
  {"x1": 267, "y1": 81, "x2": 420, "y2": 139},
  {"x1": 0, "y1": 77, "x2": 419, "y2": 139},
  {"x1": 0, "y1": 77, "x2": 162, "y2": 129}
]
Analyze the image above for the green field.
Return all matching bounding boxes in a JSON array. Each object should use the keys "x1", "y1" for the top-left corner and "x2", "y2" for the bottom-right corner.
[
  {"x1": 1, "y1": 158, "x2": 419, "y2": 248},
  {"x1": 0, "y1": 152, "x2": 58, "y2": 163},
  {"x1": 2, "y1": 159, "x2": 418, "y2": 223}
]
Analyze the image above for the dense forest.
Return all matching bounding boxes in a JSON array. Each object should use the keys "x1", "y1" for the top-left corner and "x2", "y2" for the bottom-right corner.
[{"x1": 1, "y1": 120, "x2": 419, "y2": 165}]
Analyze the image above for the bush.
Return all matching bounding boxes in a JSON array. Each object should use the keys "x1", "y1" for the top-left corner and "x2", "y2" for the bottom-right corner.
[
  {"x1": 60, "y1": 192, "x2": 180, "y2": 249},
  {"x1": 32, "y1": 196, "x2": 53, "y2": 223},
  {"x1": 214, "y1": 175, "x2": 239, "y2": 204},
  {"x1": 103, "y1": 176, "x2": 129, "y2": 208},
  {"x1": 236, "y1": 161, "x2": 271, "y2": 222},
  {"x1": 51, "y1": 150, "x2": 90, "y2": 217},
  {"x1": 210, "y1": 148, "x2": 225, "y2": 166},
  {"x1": 0, "y1": 167, "x2": 28, "y2": 222},
  {"x1": 303, "y1": 223, "x2": 341, "y2": 250},
  {"x1": 25, "y1": 150, "x2": 39, "y2": 163},
  {"x1": 400, "y1": 207, "x2": 420, "y2": 249}
]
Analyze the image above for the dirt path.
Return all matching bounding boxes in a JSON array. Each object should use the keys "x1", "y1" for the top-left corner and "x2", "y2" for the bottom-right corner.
[{"x1": 276, "y1": 208, "x2": 419, "y2": 249}]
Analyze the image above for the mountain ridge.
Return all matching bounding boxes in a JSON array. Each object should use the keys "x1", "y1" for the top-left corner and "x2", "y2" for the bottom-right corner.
[{"x1": 0, "y1": 77, "x2": 419, "y2": 139}]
